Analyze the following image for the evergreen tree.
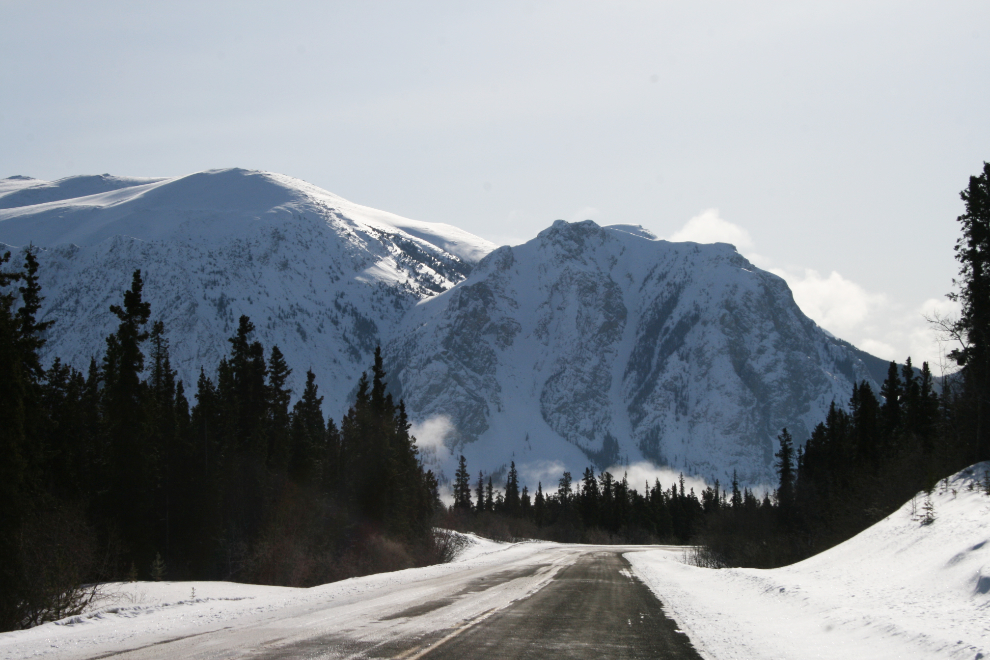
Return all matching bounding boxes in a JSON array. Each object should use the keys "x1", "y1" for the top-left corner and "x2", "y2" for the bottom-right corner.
[
  {"x1": 505, "y1": 461, "x2": 520, "y2": 515},
  {"x1": 949, "y1": 162, "x2": 990, "y2": 460},
  {"x1": 534, "y1": 482, "x2": 546, "y2": 527},
  {"x1": 266, "y1": 346, "x2": 293, "y2": 471},
  {"x1": 775, "y1": 428, "x2": 795, "y2": 515},
  {"x1": 452, "y1": 455, "x2": 472, "y2": 510},
  {"x1": 15, "y1": 248, "x2": 53, "y2": 380},
  {"x1": 322, "y1": 417, "x2": 341, "y2": 496},
  {"x1": 580, "y1": 467, "x2": 600, "y2": 528},
  {"x1": 852, "y1": 382, "x2": 881, "y2": 471},
  {"x1": 0, "y1": 251, "x2": 31, "y2": 628},
  {"x1": 288, "y1": 370, "x2": 323, "y2": 484},
  {"x1": 880, "y1": 361, "x2": 903, "y2": 450},
  {"x1": 917, "y1": 362, "x2": 939, "y2": 455},
  {"x1": 475, "y1": 471, "x2": 485, "y2": 513},
  {"x1": 520, "y1": 485, "x2": 532, "y2": 519},
  {"x1": 147, "y1": 321, "x2": 178, "y2": 565},
  {"x1": 102, "y1": 270, "x2": 154, "y2": 567},
  {"x1": 225, "y1": 316, "x2": 268, "y2": 454},
  {"x1": 557, "y1": 471, "x2": 573, "y2": 507}
]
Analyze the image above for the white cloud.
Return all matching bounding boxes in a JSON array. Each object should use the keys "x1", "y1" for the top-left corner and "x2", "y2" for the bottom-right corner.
[
  {"x1": 663, "y1": 209, "x2": 956, "y2": 369},
  {"x1": 774, "y1": 268, "x2": 957, "y2": 366},
  {"x1": 410, "y1": 415, "x2": 455, "y2": 452},
  {"x1": 605, "y1": 462, "x2": 710, "y2": 494},
  {"x1": 668, "y1": 208, "x2": 754, "y2": 251},
  {"x1": 858, "y1": 338, "x2": 898, "y2": 361},
  {"x1": 520, "y1": 460, "x2": 568, "y2": 490},
  {"x1": 772, "y1": 268, "x2": 886, "y2": 339}
]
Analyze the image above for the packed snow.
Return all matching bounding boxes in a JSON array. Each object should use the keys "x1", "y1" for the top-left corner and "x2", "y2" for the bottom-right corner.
[{"x1": 627, "y1": 462, "x2": 990, "y2": 660}]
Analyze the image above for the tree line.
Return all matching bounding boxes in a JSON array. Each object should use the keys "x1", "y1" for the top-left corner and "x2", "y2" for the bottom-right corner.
[
  {"x1": 0, "y1": 263, "x2": 442, "y2": 631},
  {"x1": 445, "y1": 454, "x2": 717, "y2": 544}
]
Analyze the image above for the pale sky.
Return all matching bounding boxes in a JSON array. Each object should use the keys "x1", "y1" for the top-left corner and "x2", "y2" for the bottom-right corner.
[{"x1": 2, "y1": 1, "x2": 988, "y2": 367}]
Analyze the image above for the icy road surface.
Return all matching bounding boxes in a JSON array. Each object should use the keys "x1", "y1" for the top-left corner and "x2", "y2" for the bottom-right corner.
[{"x1": 0, "y1": 540, "x2": 700, "y2": 660}]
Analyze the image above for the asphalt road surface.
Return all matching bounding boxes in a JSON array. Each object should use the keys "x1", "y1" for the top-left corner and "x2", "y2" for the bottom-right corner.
[{"x1": 90, "y1": 546, "x2": 702, "y2": 660}]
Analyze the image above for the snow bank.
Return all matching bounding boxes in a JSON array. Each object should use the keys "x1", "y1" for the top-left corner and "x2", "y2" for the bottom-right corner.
[
  {"x1": 0, "y1": 532, "x2": 552, "y2": 660},
  {"x1": 627, "y1": 462, "x2": 990, "y2": 660}
]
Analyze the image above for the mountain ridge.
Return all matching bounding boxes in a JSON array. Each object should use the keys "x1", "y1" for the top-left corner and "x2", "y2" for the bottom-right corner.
[{"x1": 1, "y1": 168, "x2": 885, "y2": 485}]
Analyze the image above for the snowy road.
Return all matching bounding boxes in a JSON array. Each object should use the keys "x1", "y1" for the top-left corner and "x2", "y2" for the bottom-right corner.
[{"x1": 15, "y1": 543, "x2": 699, "y2": 660}]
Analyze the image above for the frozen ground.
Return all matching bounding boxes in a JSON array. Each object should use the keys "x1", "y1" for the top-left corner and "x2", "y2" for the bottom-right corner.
[
  {"x1": 628, "y1": 462, "x2": 990, "y2": 660},
  {"x1": 2, "y1": 466, "x2": 988, "y2": 659}
]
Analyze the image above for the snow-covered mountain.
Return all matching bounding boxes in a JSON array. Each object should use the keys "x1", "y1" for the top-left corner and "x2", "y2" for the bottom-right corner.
[
  {"x1": 388, "y1": 220, "x2": 882, "y2": 484},
  {"x1": 0, "y1": 169, "x2": 496, "y2": 415},
  {"x1": 0, "y1": 169, "x2": 883, "y2": 485}
]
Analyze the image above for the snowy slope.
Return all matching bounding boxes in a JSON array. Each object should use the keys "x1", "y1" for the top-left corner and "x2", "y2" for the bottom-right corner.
[
  {"x1": 627, "y1": 462, "x2": 990, "y2": 660},
  {"x1": 1, "y1": 170, "x2": 885, "y2": 484},
  {"x1": 0, "y1": 169, "x2": 497, "y2": 416},
  {"x1": 388, "y1": 220, "x2": 881, "y2": 485},
  {"x1": 0, "y1": 174, "x2": 166, "y2": 210}
]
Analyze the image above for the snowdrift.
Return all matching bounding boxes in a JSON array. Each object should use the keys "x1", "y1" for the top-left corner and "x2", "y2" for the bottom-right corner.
[{"x1": 627, "y1": 462, "x2": 990, "y2": 660}]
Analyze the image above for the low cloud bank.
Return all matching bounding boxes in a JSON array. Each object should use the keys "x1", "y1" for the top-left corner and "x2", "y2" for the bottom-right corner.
[
  {"x1": 604, "y1": 462, "x2": 710, "y2": 495},
  {"x1": 668, "y1": 208, "x2": 754, "y2": 251},
  {"x1": 410, "y1": 415, "x2": 454, "y2": 452},
  {"x1": 662, "y1": 209, "x2": 957, "y2": 367}
]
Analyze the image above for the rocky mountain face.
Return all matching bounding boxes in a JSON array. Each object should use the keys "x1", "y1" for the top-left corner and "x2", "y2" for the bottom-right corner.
[
  {"x1": 0, "y1": 169, "x2": 882, "y2": 485},
  {"x1": 388, "y1": 220, "x2": 881, "y2": 484}
]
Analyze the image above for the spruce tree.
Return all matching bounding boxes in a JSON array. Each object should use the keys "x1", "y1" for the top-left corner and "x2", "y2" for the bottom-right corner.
[
  {"x1": 452, "y1": 455, "x2": 471, "y2": 510},
  {"x1": 580, "y1": 467, "x2": 600, "y2": 528},
  {"x1": 226, "y1": 316, "x2": 268, "y2": 454},
  {"x1": 949, "y1": 162, "x2": 990, "y2": 460},
  {"x1": 880, "y1": 361, "x2": 903, "y2": 448},
  {"x1": 0, "y1": 251, "x2": 30, "y2": 628},
  {"x1": 15, "y1": 248, "x2": 53, "y2": 380},
  {"x1": 534, "y1": 482, "x2": 546, "y2": 527},
  {"x1": 520, "y1": 485, "x2": 532, "y2": 519},
  {"x1": 266, "y1": 346, "x2": 293, "y2": 471},
  {"x1": 103, "y1": 270, "x2": 154, "y2": 568},
  {"x1": 917, "y1": 362, "x2": 939, "y2": 455},
  {"x1": 557, "y1": 471, "x2": 573, "y2": 507},
  {"x1": 475, "y1": 471, "x2": 485, "y2": 513},
  {"x1": 288, "y1": 370, "x2": 323, "y2": 484},
  {"x1": 775, "y1": 428, "x2": 795, "y2": 515},
  {"x1": 322, "y1": 417, "x2": 341, "y2": 496},
  {"x1": 505, "y1": 461, "x2": 520, "y2": 515}
]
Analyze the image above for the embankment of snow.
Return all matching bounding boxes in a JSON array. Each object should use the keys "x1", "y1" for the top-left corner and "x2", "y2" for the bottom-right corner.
[
  {"x1": 0, "y1": 532, "x2": 551, "y2": 660},
  {"x1": 627, "y1": 462, "x2": 990, "y2": 660}
]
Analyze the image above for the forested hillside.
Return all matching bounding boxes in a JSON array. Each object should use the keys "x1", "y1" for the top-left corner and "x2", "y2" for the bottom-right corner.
[{"x1": 0, "y1": 263, "x2": 442, "y2": 631}]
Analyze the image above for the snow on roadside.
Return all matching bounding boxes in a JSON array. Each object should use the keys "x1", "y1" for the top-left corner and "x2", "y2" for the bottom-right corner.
[
  {"x1": 0, "y1": 531, "x2": 549, "y2": 660},
  {"x1": 445, "y1": 530, "x2": 510, "y2": 563},
  {"x1": 627, "y1": 462, "x2": 990, "y2": 660}
]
